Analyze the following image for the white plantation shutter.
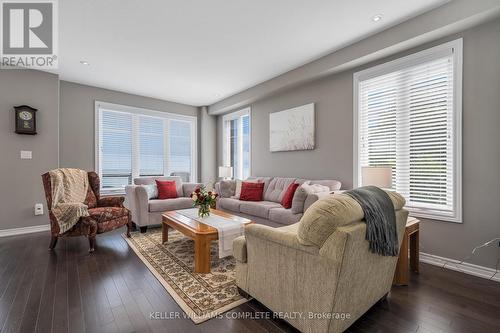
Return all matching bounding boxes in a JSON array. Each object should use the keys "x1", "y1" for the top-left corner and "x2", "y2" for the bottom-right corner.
[
  {"x1": 139, "y1": 116, "x2": 164, "y2": 176},
  {"x1": 355, "y1": 40, "x2": 462, "y2": 222},
  {"x1": 99, "y1": 110, "x2": 133, "y2": 190},
  {"x1": 96, "y1": 102, "x2": 197, "y2": 193}
]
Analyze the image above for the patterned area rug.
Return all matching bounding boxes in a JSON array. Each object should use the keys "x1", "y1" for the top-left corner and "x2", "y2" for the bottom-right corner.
[{"x1": 123, "y1": 228, "x2": 248, "y2": 323}]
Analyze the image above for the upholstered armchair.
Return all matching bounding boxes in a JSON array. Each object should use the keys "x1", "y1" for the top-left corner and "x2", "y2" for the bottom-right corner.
[{"x1": 42, "y1": 170, "x2": 132, "y2": 252}]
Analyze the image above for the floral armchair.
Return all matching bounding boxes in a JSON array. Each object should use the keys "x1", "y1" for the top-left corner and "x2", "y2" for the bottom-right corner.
[{"x1": 42, "y1": 170, "x2": 132, "y2": 252}]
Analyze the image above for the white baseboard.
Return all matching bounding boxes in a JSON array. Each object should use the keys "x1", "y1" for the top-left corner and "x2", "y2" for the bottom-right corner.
[
  {"x1": 0, "y1": 224, "x2": 50, "y2": 237},
  {"x1": 420, "y1": 252, "x2": 500, "y2": 283}
]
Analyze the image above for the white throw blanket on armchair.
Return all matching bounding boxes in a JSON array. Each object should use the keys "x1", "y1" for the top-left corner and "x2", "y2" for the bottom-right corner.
[{"x1": 49, "y1": 168, "x2": 90, "y2": 234}]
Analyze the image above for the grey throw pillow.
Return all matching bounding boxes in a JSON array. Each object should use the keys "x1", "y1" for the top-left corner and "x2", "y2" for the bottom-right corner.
[
  {"x1": 291, "y1": 183, "x2": 310, "y2": 214},
  {"x1": 291, "y1": 183, "x2": 330, "y2": 214},
  {"x1": 219, "y1": 180, "x2": 236, "y2": 198},
  {"x1": 142, "y1": 184, "x2": 158, "y2": 199}
]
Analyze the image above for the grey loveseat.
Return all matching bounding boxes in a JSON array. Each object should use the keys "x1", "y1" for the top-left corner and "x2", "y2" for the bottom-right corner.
[
  {"x1": 215, "y1": 177, "x2": 341, "y2": 225},
  {"x1": 125, "y1": 176, "x2": 201, "y2": 232}
]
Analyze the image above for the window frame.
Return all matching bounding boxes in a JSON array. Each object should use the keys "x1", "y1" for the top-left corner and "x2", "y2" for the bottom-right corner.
[
  {"x1": 353, "y1": 39, "x2": 463, "y2": 223},
  {"x1": 222, "y1": 107, "x2": 251, "y2": 180},
  {"x1": 95, "y1": 101, "x2": 197, "y2": 194}
]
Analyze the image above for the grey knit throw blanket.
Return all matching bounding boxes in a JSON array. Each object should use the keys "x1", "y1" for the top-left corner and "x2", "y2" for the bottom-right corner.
[{"x1": 345, "y1": 186, "x2": 398, "y2": 256}]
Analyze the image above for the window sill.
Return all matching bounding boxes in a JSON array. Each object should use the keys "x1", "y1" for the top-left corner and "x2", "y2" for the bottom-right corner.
[{"x1": 408, "y1": 208, "x2": 462, "y2": 223}]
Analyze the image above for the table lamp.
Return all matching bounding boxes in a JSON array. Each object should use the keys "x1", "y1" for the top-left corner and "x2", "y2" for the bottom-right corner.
[
  {"x1": 361, "y1": 166, "x2": 393, "y2": 189},
  {"x1": 218, "y1": 166, "x2": 233, "y2": 180}
]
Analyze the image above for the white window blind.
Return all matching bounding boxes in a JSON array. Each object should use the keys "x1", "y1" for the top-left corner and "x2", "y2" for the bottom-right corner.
[
  {"x1": 222, "y1": 108, "x2": 251, "y2": 180},
  {"x1": 100, "y1": 110, "x2": 133, "y2": 189},
  {"x1": 168, "y1": 119, "x2": 193, "y2": 182},
  {"x1": 354, "y1": 40, "x2": 462, "y2": 222},
  {"x1": 139, "y1": 116, "x2": 164, "y2": 176},
  {"x1": 96, "y1": 102, "x2": 197, "y2": 193}
]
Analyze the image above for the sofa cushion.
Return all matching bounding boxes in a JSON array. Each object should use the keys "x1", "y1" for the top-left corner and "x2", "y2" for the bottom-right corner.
[
  {"x1": 239, "y1": 201, "x2": 282, "y2": 219},
  {"x1": 246, "y1": 177, "x2": 272, "y2": 193},
  {"x1": 281, "y1": 183, "x2": 300, "y2": 209},
  {"x1": 148, "y1": 197, "x2": 193, "y2": 212},
  {"x1": 291, "y1": 183, "x2": 330, "y2": 214},
  {"x1": 240, "y1": 182, "x2": 265, "y2": 201},
  {"x1": 134, "y1": 176, "x2": 183, "y2": 197},
  {"x1": 268, "y1": 207, "x2": 302, "y2": 225},
  {"x1": 297, "y1": 191, "x2": 405, "y2": 248},
  {"x1": 156, "y1": 180, "x2": 178, "y2": 199},
  {"x1": 219, "y1": 180, "x2": 236, "y2": 198},
  {"x1": 264, "y1": 177, "x2": 296, "y2": 203},
  {"x1": 88, "y1": 207, "x2": 129, "y2": 222},
  {"x1": 217, "y1": 197, "x2": 242, "y2": 212}
]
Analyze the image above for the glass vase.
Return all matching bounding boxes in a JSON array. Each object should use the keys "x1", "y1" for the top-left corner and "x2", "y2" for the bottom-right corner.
[{"x1": 198, "y1": 204, "x2": 210, "y2": 218}]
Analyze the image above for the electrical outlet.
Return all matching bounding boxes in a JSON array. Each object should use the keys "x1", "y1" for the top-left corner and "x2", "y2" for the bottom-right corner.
[{"x1": 34, "y1": 203, "x2": 44, "y2": 216}]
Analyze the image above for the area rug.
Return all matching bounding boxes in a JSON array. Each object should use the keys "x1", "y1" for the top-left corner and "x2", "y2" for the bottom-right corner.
[{"x1": 123, "y1": 228, "x2": 248, "y2": 323}]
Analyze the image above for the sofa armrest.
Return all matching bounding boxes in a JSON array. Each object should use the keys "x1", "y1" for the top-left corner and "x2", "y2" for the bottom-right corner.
[
  {"x1": 182, "y1": 183, "x2": 202, "y2": 197},
  {"x1": 233, "y1": 236, "x2": 247, "y2": 263},
  {"x1": 303, "y1": 191, "x2": 331, "y2": 212},
  {"x1": 245, "y1": 224, "x2": 318, "y2": 255},
  {"x1": 125, "y1": 185, "x2": 150, "y2": 226},
  {"x1": 97, "y1": 196, "x2": 124, "y2": 207}
]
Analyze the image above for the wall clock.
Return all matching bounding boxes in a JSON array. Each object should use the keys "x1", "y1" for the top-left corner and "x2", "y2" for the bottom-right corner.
[{"x1": 14, "y1": 105, "x2": 37, "y2": 135}]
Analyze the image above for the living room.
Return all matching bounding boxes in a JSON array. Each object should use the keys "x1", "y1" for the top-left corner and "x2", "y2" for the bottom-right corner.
[{"x1": 0, "y1": 1, "x2": 499, "y2": 332}]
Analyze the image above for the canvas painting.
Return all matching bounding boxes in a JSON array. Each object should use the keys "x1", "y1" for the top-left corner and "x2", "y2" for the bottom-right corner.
[{"x1": 269, "y1": 103, "x2": 315, "y2": 152}]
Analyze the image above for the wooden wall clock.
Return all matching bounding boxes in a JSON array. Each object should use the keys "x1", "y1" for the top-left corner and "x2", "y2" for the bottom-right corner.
[{"x1": 14, "y1": 105, "x2": 37, "y2": 135}]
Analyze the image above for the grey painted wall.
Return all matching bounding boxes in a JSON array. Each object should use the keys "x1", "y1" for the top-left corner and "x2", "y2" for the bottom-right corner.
[
  {"x1": 59, "y1": 81, "x2": 198, "y2": 172},
  {"x1": 0, "y1": 70, "x2": 59, "y2": 230},
  {"x1": 217, "y1": 19, "x2": 500, "y2": 269}
]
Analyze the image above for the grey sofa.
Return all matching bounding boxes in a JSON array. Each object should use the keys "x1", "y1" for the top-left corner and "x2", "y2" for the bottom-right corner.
[
  {"x1": 124, "y1": 176, "x2": 201, "y2": 232},
  {"x1": 215, "y1": 177, "x2": 341, "y2": 225}
]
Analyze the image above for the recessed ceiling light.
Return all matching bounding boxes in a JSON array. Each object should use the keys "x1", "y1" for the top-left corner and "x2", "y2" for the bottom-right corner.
[
  {"x1": 80, "y1": 60, "x2": 90, "y2": 66},
  {"x1": 372, "y1": 14, "x2": 383, "y2": 22}
]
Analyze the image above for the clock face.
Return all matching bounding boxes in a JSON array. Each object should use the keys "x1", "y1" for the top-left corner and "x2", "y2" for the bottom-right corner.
[{"x1": 19, "y1": 111, "x2": 33, "y2": 121}]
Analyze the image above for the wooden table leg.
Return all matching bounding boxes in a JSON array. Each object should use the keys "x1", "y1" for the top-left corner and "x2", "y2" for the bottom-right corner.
[
  {"x1": 393, "y1": 232, "x2": 409, "y2": 285},
  {"x1": 162, "y1": 223, "x2": 169, "y2": 244},
  {"x1": 410, "y1": 230, "x2": 419, "y2": 273},
  {"x1": 194, "y1": 236, "x2": 211, "y2": 274}
]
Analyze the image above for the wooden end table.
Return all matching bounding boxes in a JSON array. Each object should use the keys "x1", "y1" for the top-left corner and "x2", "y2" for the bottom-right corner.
[
  {"x1": 162, "y1": 209, "x2": 253, "y2": 274},
  {"x1": 393, "y1": 217, "x2": 420, "y2": 285}
]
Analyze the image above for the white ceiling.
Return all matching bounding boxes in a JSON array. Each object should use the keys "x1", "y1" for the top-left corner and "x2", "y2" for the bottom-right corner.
[{"x1": 59, "y1": 0, "x2": 448, "y2": 106}]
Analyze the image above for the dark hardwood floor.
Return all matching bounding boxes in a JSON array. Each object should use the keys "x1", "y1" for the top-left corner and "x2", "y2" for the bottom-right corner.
[{"x1": 0, "y1": 227, "x2": 499, "y2": 333}]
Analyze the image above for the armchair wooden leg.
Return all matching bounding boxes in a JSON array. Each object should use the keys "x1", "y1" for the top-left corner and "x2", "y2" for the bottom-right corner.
[
  {"x1": 126, "y1": 222, "x2": 132, "y2": 238},
  {"x1": 88, "y1": 236, "x2": 96, "y2": 253},
  {"x1": 139, "y1": 226, "x2": 147, "y2": 233},
  {"x1": 48, "y1": 236, "x2": 58, "y2": 250}
]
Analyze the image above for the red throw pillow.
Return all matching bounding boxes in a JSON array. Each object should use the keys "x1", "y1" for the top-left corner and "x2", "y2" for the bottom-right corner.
[
  {"x1": 155, "y1": 180, "x2": 178, "y2": 199},
  {"x1": 281, "y1": 183, "x2": 299, "y2": 209},
  {"x1": 239, "y1": 182, "x2": 265, "y2": 201}
]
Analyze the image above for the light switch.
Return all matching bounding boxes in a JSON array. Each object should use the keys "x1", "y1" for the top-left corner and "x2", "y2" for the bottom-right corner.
[{"x1": 20, "y1": 151, "x2": 32, "y2": 159}]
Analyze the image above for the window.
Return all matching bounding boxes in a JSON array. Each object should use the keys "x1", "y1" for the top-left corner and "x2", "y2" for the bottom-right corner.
[
  {"x1": 96, "y1": 102, "x2": 197, "y2": 193},
  {"x1": 353, "y1": 39, "x2": 462, "y2": 222},
  {"x1": 222, "y1": 108, "x2": 251, "y2": 180}
]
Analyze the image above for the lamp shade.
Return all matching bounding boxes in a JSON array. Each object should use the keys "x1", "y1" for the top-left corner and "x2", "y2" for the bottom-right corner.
[
  {"x1": 361, "y1": 166, "x2": 392, "y2": 188},
  {"x1": 218, "y1": 166, "x2": 233, "y2": 178}
]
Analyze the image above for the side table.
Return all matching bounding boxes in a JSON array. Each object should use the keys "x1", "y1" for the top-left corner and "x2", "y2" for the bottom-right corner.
[{"x1": 393, "y1": 217, "x2": 420, "y2": 285}]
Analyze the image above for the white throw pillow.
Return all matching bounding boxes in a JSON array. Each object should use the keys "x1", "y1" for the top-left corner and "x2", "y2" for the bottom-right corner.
[{"x1": 142, "y1": 184, "x2": 158, "y2": 199}]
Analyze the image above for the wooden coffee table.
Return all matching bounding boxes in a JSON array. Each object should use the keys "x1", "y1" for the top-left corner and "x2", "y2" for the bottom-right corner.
[{"x1": 162, "y1": 209, "x2": 253, "y2": 273}]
